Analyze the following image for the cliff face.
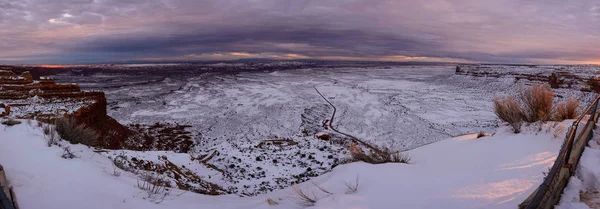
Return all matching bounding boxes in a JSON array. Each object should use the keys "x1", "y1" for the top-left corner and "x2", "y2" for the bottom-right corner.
[
  {"x1": 68, "y1": 92, "x2": 133, "y2": 149},
  {"x1": 0, "y1": 70, "x2": 131, "y2": 149}
]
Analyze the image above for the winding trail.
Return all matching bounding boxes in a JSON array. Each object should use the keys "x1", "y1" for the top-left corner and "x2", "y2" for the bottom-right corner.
[{"x1": 313, "y1": 85, "x2": 384, "y2": 154}]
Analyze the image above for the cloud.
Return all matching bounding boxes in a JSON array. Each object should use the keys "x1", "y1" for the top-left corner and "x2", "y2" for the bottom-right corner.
[{"x1": 0, "y1": 0, "x2": 599, "y2": 64}]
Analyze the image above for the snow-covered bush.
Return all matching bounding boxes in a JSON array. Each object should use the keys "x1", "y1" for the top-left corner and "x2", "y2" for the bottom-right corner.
[
  {"x1": 55, "y1": 118, "x2": 98, "y2": 146},
  {"x1": 43, "y1": 124, "x2": 59, "y2": 147},
  {"x1": 493, "y1": 96, "x2": 523, "y2": 133}
]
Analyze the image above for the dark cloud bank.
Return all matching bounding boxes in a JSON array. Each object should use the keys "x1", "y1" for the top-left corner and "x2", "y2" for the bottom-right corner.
[{"x1": 0, "y1": 0, "x2": 599, "y2": 64}]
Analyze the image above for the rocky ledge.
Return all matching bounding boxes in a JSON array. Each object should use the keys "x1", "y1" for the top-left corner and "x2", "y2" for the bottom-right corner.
[
  {"x1": 455, "y1": 64, "x2": 600, "y2": 92},
  {"x1": 0, "y1": 70, "x2": 194, "y2": 152}
]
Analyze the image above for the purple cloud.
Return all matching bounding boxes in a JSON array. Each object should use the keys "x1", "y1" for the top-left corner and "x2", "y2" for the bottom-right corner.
[{"x1": 0, "y1": 0, "x2": 599, "y2": 64}]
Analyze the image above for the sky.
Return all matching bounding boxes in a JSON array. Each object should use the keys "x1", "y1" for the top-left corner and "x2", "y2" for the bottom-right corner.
[{"x1": 0, "y1": 0, "x2": 599, "y2": 64}]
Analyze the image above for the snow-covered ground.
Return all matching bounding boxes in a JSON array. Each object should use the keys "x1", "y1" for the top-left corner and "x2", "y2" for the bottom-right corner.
[
  {"x1": 59, "y1": 66, "x2": 500, "y2": 149},
  {"x1": 0, "y1": 119, "x2": 568, "y2": 209},
  {"x1": 49, "y1": 65, "x2": 595, "y2": 195},
  {"x1": 556, "y1": 123, "x2": 600, "y2": 209},
  {"x1": 0, "y1": 97, "x2": 94, "y2": 118}
]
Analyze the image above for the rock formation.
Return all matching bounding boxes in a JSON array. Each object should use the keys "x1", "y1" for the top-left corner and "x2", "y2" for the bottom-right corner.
[{"x1": 0, "y1": 70, "x2": 132, "y2": 149}]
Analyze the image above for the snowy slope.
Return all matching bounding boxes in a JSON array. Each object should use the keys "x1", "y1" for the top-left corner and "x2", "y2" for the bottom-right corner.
[
  {"x1": 0, "y1": 120, "x2": 565, "y2": 209},
  {"x1": 556, "y1": 123, "x2": 600, "y2": 209}
]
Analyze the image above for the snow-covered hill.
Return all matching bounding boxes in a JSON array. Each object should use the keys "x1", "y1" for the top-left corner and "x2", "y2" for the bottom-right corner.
[{"x1": 0, "y1": 120, "x2": 567, "y2": 209}]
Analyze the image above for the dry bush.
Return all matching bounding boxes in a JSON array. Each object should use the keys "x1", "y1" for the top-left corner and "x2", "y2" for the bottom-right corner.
[
  {"x1": 520, "y1": 84, "x2": 554, "y2": 122},
  {"x1": 55, "y1": 118, "x2": 98, "y2": 146},
  {"x1": 348, "y1": 147, "x2": 411, "y2": 164},
  {"x1": 137, "y1": 173, "x2": 170, "y2": 203},
  {"x1": 1, "y1": 118, "x2": 21, "y2": 126},
  {"x1": 293, "y1": 186, "x2": 316, "y2": 207},
  {"x1": 493, "y1": 96, "x2": 524, "y2": 133},
  {"x1": 554, "y1": 97, "x2": 579, "y2": 121}
]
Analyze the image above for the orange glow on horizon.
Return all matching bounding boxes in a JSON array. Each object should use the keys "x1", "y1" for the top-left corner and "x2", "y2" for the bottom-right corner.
[{"x1": 37, "y1": 65, "x2": 66, "y2": 68}]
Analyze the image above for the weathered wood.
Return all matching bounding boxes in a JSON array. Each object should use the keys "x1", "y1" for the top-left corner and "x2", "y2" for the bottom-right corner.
[
  {"x1": 0, "y1": 164, "x2": 11, "y2": 201},
  {"x1": 0, "y1": 163, "x2": 16, "y2": 209},
  {"x1": 520, "y1": 112, "x2": 599, "y2": 209}
]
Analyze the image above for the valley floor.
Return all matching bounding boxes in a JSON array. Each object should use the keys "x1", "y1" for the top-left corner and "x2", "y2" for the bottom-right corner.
[{"x1": 0, "y1": 120, "x2": 566, "y2": 209}]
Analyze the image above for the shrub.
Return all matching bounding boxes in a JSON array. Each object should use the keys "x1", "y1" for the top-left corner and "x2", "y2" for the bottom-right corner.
[
  {"x1": 1, "y1": 118, "x2": 21, "y2": 126},
  {"x1": 55, "y1": 118, "x2": 98, "y2": 146},
  {"x1": 137, "y1": 173, "x2": 169, "y2": 203},
  {"x1": 347, "y1": 146, "x2": 411, "y2": 164},
  {"x1": 493, "y1": 96, "x2": 524, "y2": 133},
  {"x1": 554, "y1": 97, "x2": 579, "y2": 121},
  {"x1": 520, "y1": 84, "x2": 554, "y2": 122}
]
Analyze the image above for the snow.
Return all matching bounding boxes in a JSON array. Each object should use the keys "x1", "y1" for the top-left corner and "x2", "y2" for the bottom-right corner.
[
  {"x1": 556, "y1": 124, "x2": 600, "y2": 209},
  {"x1": 48, "y1": 65, "x2": 596, "y2": 194},
  {"x1": 0, "y1": 120, "x2": 566, "y2": 209},
  {"x1": 0, "y1": 97, "x2": 93, "y2": 118}
]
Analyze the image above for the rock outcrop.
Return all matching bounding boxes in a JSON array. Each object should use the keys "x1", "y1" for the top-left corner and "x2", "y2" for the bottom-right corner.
[
  {"x1": 456, "y1": 64, "x2": 600, "y2": 93},
  {"x1": 0, "y1": 70, "x2": 131, "y2": 149},
  {"x1": 0, "y1": 70, "x2": 195, "y2": 151}
]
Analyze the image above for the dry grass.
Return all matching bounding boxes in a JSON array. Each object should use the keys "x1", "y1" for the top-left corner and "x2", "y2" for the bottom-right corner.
[
  {"x1": 554, "y1": 97, "x2": 579, "y2": 121},
  {"x1": 344, "y1": 176, "x2": 360, "y2": 194},
  {"x1": 293, "y1": 186, "x2": 316, "y2": 207},
  {"x1": 347, "y1": 149, "x2": 412, "y2": 164},
  {"x1": 520, "y1": 84, "x2": 554, "y2": 122},
  {"x1": 137, "y1": 172, "x2": 170, "y2": 203},
  {"x1": 493, "y1": 96, "x2": 524, "y2": 133},
  {"x1": 311, "y1": 181, "x2": 333, "y2": 195},
  {"x1": 55, "y1": 118, "x2": 98, "y2": 146}
]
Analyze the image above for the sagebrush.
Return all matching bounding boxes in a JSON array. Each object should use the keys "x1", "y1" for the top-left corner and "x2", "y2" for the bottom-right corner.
[
  {"x1": 345, "y1": 146, "x2": 411, "y2": 164},
  {"x1": 492, "y1": 84, "x2": 577, "y2": 133},
  {"x1": 493, "y1": 96, "x2": 524, "y2": 133},
  {"x1": 55, "y1": 118, "x2": 98, "y2": 146},
  {"x1": 520, "y1": 84, "x2": 554, "y2": 122},
  {"x1": 554, "y1": 97, "x2": 579, "y2": 121}
]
